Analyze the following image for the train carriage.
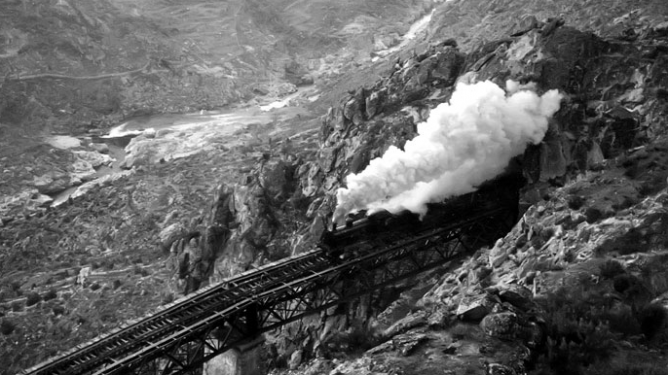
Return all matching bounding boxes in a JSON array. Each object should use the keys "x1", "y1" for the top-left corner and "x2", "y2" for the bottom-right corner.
[{"x1": 320, "y1": 171, "x2": 524, "y2": 260}]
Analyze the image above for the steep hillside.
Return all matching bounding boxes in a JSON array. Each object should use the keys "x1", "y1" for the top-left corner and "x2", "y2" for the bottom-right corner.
[
  {"x1": 0, "y1": 0, "x2": 433, "y2": 133},
  {"x1": 0, "y1": 1, "x2": 435, "y2": 373},
  {"x1": 261, "y1": 1, "x2": 668, "y2": 374},
  {"x1": 427, "y1": 0, "x2": 668, "y2": 50},
  {"x1": 3, "y1": 0, "x2": 668, "y2": 375},
  {"x1": 0, "y1": 0, "x2": 432, "y2": 198}
]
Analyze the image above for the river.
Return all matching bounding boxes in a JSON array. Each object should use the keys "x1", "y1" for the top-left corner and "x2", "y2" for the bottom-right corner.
[
  {"x1": 45, "y1": 5, "x2": 441, "y2": 206},
  {"x1": 47, "y1": 86, "x2": 315, "y2": 206}
]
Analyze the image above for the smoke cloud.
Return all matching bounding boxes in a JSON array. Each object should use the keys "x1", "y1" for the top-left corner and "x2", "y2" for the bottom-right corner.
[{"x1": 333, "y1": 80, "x2": 562, "y2": 222}]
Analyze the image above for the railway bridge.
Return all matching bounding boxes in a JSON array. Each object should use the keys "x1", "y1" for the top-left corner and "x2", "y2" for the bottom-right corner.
[{"x1": 21, "y1": 206, "x2": 515, "y2": 375}]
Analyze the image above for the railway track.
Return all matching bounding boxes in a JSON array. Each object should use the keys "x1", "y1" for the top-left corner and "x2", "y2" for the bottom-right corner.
[
  {"x1": 89, "y1": 208, "x2": 513, "y2": 374},
  {"x1": 21, "y1": 204, "x2": 515, "y2": 375},
  {"x1": 21, "y1": 249, "x2": 330, "y2": 375}
]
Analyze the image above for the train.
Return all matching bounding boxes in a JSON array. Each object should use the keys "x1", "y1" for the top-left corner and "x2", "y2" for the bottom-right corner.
[{"x1": 319, "y1": 171, "x2": 524, "y2": 260}]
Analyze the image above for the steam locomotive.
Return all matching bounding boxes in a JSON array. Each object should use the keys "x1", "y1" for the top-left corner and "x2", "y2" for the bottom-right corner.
[{"x1": 319, "y1": 172, "x2": 524, "y2": 259}]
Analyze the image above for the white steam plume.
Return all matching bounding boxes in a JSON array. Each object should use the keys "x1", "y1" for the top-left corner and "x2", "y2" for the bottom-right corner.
[{"x1": 333, "y1": 80, "x2": 562, "y2": 222}]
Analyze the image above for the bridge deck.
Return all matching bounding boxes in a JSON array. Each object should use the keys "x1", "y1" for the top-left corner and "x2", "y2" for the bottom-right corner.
[{"x1": 21, "y1": 206, "x2": 514, "y2": 375}]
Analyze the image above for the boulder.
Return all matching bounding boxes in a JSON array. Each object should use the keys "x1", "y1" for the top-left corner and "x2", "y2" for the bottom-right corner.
[
  {"x1": 365, "y1": 91, "x2": 381, "y2": 119},
  {"x1": 300, "y1": 162, "x2": 322, "y2": 197},
  {"x1": 288, "y1": 349, "x2": 303, "y2": 370},
  {"x1": 1, "y1": 189, "x2": 55, "y2": 213},
  {"x1": 427, "y1": 305, "x2": 450, "y2": 329},
  {"x1": 510, "y1": 15, "x2": 540, "y2": 37},
  {"x1": 33, "y1": 171, "x2": 72, "y2": 194},
  {"x1": 366, "y1": 332, "x2": 429, "y2": 357},
  {"x1": 208, "y1": 183, "x2": 235, "y2": 226},
  {"x1": 538, "y1": 134, "x2": 568, "y2": 181},
  {"x1": 76, "y1": 267, "x2": 91, "y2": 286},
  {"x1": 89, "y1": 142, "x2": 109, "y2": 154},
  {"x1": 653, "y1": 21, "x2": 668, "y2": 35},
  {"x1": 343, "y1": 97, "x2": 363, "y2": 125},
  {"x1": 159, "y1": 222, "x2": 187, "y2": 250},
  {"x1": 394, "y1": 332, "x2": 430, "y2": 356},
  {"x1": 365, "y1": 340, "x2": 394, "y2": 355},
  {"x1": 303, "y1": 359, "x2": 333, "y2": 375},
  {"x1": 424, "y1": 47, "x2": 463, "y2": 86},
  {"x1": 69, "y1": 159, "x2": 97, "y2": 182},
  {"x1": 67, "y1": 170, "x2": 134, "y2": 202},
  {"x1": 296, "y1": 75, "x2": 314, "y2": 86},
  {"x1": 488, "y1": 239, "x2": 510, "y2": 268},
  {"x1": 651, "y1": 291, "x2": 668, "y2": 312},
  {"x1": 31, "y1": 193, "x2": 54, "y2": 207},
  {"x1": 480, "y1": 312, "x2": 519, "y2": 340},
  {"x1": 73, "y1": 150, "x2": 113, "y2": 168},
  {"x1": 382, "y1": 310, "x2": 428, "y2": 338},
  {"x1": 483, "y1": 362, "x2": 518, "y2": 375},
  {"x1": 259, "y1": 159, "x2": 292, "y2": 202},
  {"x1": 497, "y1": 284, "x2": 534, "y2": 310},
  {"x1": 456, "y1": 293, "x2": 499, "y2": 322}
]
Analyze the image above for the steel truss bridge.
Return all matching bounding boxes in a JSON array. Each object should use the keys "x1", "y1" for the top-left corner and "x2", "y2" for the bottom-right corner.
[{"x1": 21, "y1": 206, "x2": 515, "y2": 375}]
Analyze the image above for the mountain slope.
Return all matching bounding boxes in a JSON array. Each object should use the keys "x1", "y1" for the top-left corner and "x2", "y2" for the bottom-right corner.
[
  {"x1": 0, "y1": 1, "x2": 435, "y2": 373},
  {"x1": 3, "y1": 0, "x2": 668, "y2": 374}
]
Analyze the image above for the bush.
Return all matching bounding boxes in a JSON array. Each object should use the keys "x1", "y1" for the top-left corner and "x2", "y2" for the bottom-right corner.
[
  {"x1": 543, "y1": 322, "x2": 617, "y2": 375},
  {"x1": 623, "y1": 159, "x2": 640, "y2": 179},
  {"x1": 449, "y1": 322, "x2": 480, "y2": 340},
  {"x1": 536, "y1": 276, "x2": 668, "y2": 374},
  {"x1": 567, "y1": 195, "x2": 585, "y2": 210},
  {"x1": 134, "y1": 265, "x2": 149, "y2": 277},
  {"x1": 52, "y1": 305, "x2": 65, "y2": 316},
  {"x1": 602, "y1": 305, "x2": 641, "y2": 336},
  {"x1": 538, "y1": 283, "x2": 622, "y2": 374},
  {"x1": 10, "y1": 281, "x2": 21, "y2": 292},
  {"x1": 25, "y1": 291, "x2": 41, "y2": 306},
  {"x1": 599, "y1": 260, "x2": 625, "y2": 279},
  {"x1": 325, "y1": 322, "x2": 381, "y2": 354},
  {"x1": 613, "y1": 274, "x2": 640, "y2": 293},
  {"x1": 584, "y1": 207, "x2": 603, "y2": 223},
  {"x1": 103, "y1": 260, "x2": 115, "y2": 270},
  {"x1": 0, "y1": 319, "x2": 16, "y2": 335},
  {"x1": 607, "y1": 363, "x2": 668, "y2": 375},
  {"x1": 344, "y1": 324, "x2": 381, "y2": 352},
  {"x1": 637, "y1": 303, "x2": 668, "y2": 340},
  {"x1": 590, "y1": 360, "x2": 668, "y2": 375},
  {"x1": 161, "y1": 293, "x2": 174, "y2": 305},
  {"x1": 43, "y1": 288, "x2": 58, "y2": 301}
]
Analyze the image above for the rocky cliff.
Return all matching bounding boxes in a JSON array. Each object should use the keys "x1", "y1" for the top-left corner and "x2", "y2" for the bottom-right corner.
[
  {"x1": 240, "y1": 11, "x2": 668, "y2": 375},
  {"x1": 141, "y1": 12, "x2": 668, "y2": 373}
]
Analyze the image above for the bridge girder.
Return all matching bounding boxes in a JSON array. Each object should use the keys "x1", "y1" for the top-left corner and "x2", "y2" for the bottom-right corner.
[{"x1": 22, "y1": 207, "x2": 515, "y2": 375}]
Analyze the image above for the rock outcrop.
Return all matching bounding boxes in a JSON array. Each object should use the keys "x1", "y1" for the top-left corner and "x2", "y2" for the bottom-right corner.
[
  {"x1": 262, "y1": 14, "x2": 668, "y2": 375},
  {"x1": 312, "y1": 22, "x2": 668, "y2": 217}
]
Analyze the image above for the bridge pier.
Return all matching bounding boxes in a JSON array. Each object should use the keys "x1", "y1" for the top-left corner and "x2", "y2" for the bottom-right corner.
[{"x1": 203, "y1": 336, "x2": 265, "y2": 375}]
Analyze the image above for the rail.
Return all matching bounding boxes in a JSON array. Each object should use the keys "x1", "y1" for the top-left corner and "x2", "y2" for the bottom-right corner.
[{"x1": 21, "y1": 205, "x2": 515, "y2": 375}]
